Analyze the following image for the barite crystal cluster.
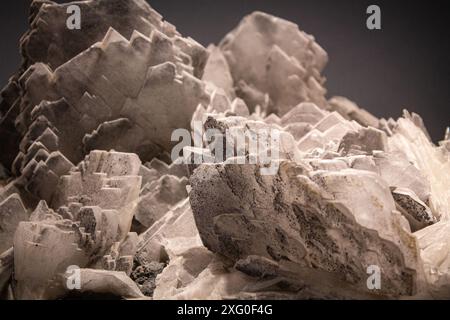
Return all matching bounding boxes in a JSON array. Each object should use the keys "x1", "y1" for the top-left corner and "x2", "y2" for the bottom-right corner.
[{"x1": 0, "y1": 0, "x2": 449, "y2": 300}]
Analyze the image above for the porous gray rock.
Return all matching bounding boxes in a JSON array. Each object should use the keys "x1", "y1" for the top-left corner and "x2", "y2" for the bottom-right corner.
[
  {"x1": 189, "y1": 161, "x2": 423, "y2": 298},
  {"x1": 392, "y1": 187, "x2": 436, "y2": 232}
]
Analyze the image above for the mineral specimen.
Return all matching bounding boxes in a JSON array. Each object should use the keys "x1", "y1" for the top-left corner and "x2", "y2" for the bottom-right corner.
[{"x1": 0, "y1": 0, "x2": 448, "y2": 300}]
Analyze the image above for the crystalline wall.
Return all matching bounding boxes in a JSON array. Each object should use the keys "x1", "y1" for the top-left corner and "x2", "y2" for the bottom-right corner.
[{"x1": 0, "y1": 0, "x2": 449, "y2": 300}]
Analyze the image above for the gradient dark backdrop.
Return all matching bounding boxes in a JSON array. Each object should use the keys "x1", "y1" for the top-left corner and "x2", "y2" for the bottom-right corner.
[{"x1": 1, "y1": 0, "x2": 449, "y2": 141}]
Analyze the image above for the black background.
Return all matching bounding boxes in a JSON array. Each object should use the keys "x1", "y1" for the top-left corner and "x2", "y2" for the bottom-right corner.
[{"x1": 1, "y1": 0, "x2": 449, "y2": 142}]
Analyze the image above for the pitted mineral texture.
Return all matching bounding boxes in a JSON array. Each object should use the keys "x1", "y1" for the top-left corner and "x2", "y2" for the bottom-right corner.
[{"x1": 189, "y1": 162, "x2": 423, "y2": 298}]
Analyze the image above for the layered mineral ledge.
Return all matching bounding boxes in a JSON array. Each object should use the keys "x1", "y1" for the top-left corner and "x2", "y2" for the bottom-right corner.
[{"x1": 0, "y1": 0, "x2": 449, "y2": 300}]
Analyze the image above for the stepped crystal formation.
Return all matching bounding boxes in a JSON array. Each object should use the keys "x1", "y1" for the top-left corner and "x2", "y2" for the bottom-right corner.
[{"x1": 0, "y1": 0, "x2": 449, "y2": 300}]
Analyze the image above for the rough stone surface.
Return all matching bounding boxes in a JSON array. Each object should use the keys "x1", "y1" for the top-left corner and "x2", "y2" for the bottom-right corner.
[
  {"x1": 392, "y1": 187, "x2": 436, "y2": 232},
  {"x1": 189, "y1": 162, "x2": 423, "y2": 298}
]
